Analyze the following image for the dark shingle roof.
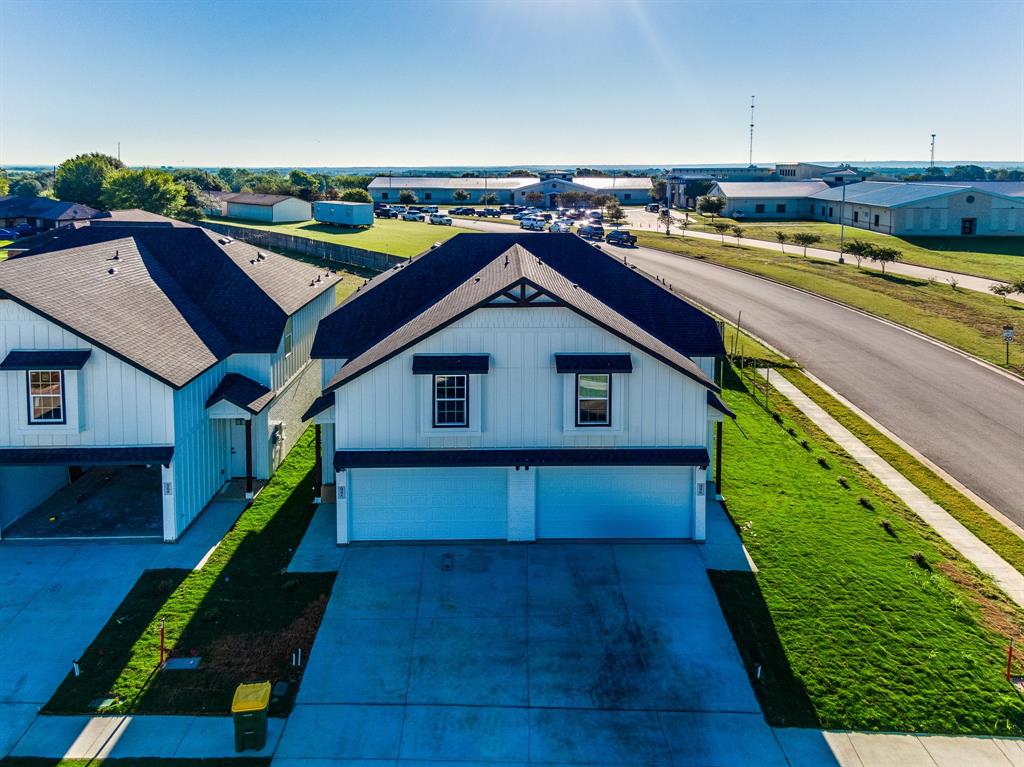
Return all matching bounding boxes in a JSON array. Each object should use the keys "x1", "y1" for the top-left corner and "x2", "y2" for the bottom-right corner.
[
  {"x1": 0, "y1": 222, "x2": 337, "y2": 388},
  {"x1": 0, "y1": 446, "x2": 174, "y2": 466},
  {"x1": 312, "y1": 234, "x2": 724, "y2": 393},
  {"x1": 334, "y1": 447, "x2": 710, "y2": 471},
  {"x1": 0, "y1": 196, "x2": 98, "y2": 222},
  {"x1": 1, "y1": 349, "x2": 91, "y2": 370},
  {"x1": 205, "y1": 373, "x2": 275, "y2": 414}
]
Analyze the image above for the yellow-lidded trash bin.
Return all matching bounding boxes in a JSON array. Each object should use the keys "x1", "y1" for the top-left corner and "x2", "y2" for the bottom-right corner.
[{"x1": 231, "y1": 681, "x2": 271, "y2": 752}]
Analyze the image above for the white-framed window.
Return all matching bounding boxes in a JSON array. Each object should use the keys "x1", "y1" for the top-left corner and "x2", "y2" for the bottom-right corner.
[
  {"x1": 27, "y1": 369, "x2": 66, "y2": 424},
  {"x1": 283, "y1": 316, "x2": 294, "y2": 358},
  {"x1": 576, "y1": 373, "x2": 611, "y2": 427},
  {"x1": 433, "y1": 374, "x2": 468, "y2": 427}
]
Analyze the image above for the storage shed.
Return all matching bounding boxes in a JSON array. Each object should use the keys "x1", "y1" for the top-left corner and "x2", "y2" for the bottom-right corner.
[{"x1": 225, "y1": 194, "x2": 311, "y2": 223}]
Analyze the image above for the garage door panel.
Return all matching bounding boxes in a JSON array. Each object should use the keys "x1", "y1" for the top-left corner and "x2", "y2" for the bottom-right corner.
[
  {"x1": 350, "y1": 467, "x2": 507, "y2": 541},
  {"x1": 537, "y1": 466, "x2": 692, "y2": 539}
]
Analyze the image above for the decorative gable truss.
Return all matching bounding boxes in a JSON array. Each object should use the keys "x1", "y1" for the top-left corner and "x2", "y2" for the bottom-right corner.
[{"x1": 483, "y1": 280, "x2": 563, "y2": 307}]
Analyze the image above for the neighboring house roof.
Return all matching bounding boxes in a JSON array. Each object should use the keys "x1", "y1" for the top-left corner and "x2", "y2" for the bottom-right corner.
[
  {"x1": 808, "y1": 181, "x2": 1001, "y2": 207},
  {"x1": 334, "y1": 447, "x2": 711, "y2": 471},
  {"x1": 311, "y1": 234, "x2": 724, "y2": 396},
  {"x1": 91, "y1": 209, "x2": 192, "y2": 226},
  {"x1": 0, "y1": 195, "x2": 98, "y2": 222},
  {"x1": 205, "y1": 373, "x2": 275, "y2": 414},
  {"x1": 0, "y1": 222, "x2": 337, "y2": 388},
  {"x1": 1, "y1": 349, "x2": 91, "y2": 370},
  {"x1": 0, "y1": 446, "x2": 174, "y2": 466},
  {"x1": 226, "y1": 193, "x2": 299, "y2": 206},
  {"x1": 712, "y1": 181, "x2": 829, "y2": 198}
]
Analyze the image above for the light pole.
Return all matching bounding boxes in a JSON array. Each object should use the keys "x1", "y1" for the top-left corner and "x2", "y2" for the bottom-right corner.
[{"x1": 838, "y1": 180, "x2": 847, "y2": 264}]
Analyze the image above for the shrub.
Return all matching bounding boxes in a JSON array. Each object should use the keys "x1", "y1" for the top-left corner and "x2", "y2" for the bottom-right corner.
[
  {"x1": 800, "y1": 439, "x2": 811, "y2": 451},
  {"x1": 817, "y1": 456, "x2": 830, "y2": 470},
  {"x1": 911, "y1": 551, "x2": 931, "y2": 570},
  {"x1": 859, "y1": 496, "x2": 874, "y2": 510},
  {"x1": 837, "y1": 476, "x2": 850, "y2": 489},
  {"x1": 771, "y1": 412, "x2": 783, "y2": 424},
  {"x1": 880, "y1": 519, "x2": 896, "y2": 537}
]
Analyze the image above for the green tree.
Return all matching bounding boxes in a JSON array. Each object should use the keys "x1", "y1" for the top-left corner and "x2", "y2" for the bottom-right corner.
[
  {"x1": 398, "y1": 189, "x2": 418, "y2": 205},
  {"x1": 560, "y1": 191, "x2": 586, "y2": 209},
  {"x1": 592, "y1": 194, "x2": 614, "y2": 210},
  {"x1": 650, "y1": 179, "x2": 667, "y2": 202},
  {"x1": 921, "y1": 166, "x2": 946, "y2": 179},
  {"x1": 605, "y1": 200, "x2": 627, "y2": 228},
  {"x1": 453, "y1": 189, "x2": 470, "y2": 203},
  {"x1": 711, "y1": 221, "x2": 730, "y2": 244},
  {"x1": 0, "y1": 172, "x2": 8, "y2": 196},
  {"x1": 55, "y1": 152, "x2": 124, "y2": 207},
  {"x1": 949, "y1": 165, "x2": 987, "y2": 181},
  {"x1": 869, "y1": 246, "x2": 902, "y2": 274},
  {"x1": 289, "y1": 169, "x2": 319, "y2": 197},
  {"x1": 100, "y1": 168, "x2": 186, "y2": 216},
  {"x1": 990, "y1": 283, "x2": 1013, "y2": 304},
  {"x1": 339, "y1": 188, "x2": 373, "y2": 203},
  {"x1": 774, "y1": 230, "x2": 789, "y2": 253},
  {"x1": 177, "y1": 180, "x2": 212, "y2": 221},
  {"x1": 730, "y1": 225, "x2": 744, "y2": 243},
  {"x1": 172, "y1": 168, "x2": 229, "y2": 191},
  {"x1": 481, "y1": 192, "x2": 499, "y2": 205},
  {"x1": 11, "y1": 178, "x2": 43, "y2": 197},
  {"x1": 524, "y1": 191, "x2": 545, "y2": 206},
  {"x1": 791, "y1": 232, "x2": 823, "y2": 257},
  {"x1": 507, "y1": 169, "x2": 536, "y2": 178},
  {"x1": 845, "y1": 239, "x2": 875, "y2": 268},
  {"x1": 696, "y1": 195, "x2": 725, "y2": 220}
]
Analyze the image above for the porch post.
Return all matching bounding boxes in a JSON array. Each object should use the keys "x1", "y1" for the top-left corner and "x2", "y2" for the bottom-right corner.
[
  {"x1": 244, "y1": 418, "x2": 254, "y2": 500},
  {"x1": 313, "y1": 424, "x2": 323, "y2": 504}
]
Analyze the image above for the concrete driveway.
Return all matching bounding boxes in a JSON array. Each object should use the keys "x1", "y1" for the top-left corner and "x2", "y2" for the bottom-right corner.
[
  {"x1": 276, "y1": 542, "x2": 790, "y2": 766},
  {"x1": 0, "y1": 500, "x2": 246, "y2": 757}
]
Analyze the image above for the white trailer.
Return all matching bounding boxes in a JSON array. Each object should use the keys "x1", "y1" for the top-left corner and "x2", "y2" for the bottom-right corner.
[{"x1": 313, "y1": 201, "x2": 374, "y2": 228}]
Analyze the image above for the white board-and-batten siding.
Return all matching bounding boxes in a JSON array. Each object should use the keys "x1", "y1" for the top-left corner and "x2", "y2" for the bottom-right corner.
[
  {"x1": 0, "y1": 300, "x2": 174, "y2": 447},
  {"x1": 332, "y1": 306, "x2": 708, "y2": 450}
]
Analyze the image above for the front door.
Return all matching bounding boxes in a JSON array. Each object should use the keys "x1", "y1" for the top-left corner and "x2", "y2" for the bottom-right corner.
[
  {"x1": 961, "y1": 218, "x2": 976, "y2": 235},
  {"x1": 229, "y1": 419, "x2": 248, "y2": 478}
]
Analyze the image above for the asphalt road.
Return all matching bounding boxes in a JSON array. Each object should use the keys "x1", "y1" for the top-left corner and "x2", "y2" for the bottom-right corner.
[{"x1": 455, "y1": 218, "x2": 1024, "y2": 524}]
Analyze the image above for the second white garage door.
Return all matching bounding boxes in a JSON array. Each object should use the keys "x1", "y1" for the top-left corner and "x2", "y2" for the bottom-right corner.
[
  {"x1": 536, "y1": 466, "x2": 693, "y2": 539},
  {"x1": 348, "y1": 467, "x2": 508, "y2": 541}
]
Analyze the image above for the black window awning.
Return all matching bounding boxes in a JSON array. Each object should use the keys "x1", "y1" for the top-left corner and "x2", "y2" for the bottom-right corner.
[
  {"x1": 412, "y1": 354, "x2": 490, "y2": 375},
  {"x1": 555, "y1": 353, "x2": 633, "y2": 374},
  {"x1": 0, "y1": 446, "x2": 174, "y2": 467},
  {"x1": 335, "y1": 447, "x2": 708, "y2": 471},
  {"x1": 1, "y1": 349, "x2": 91, "y2": 371}
]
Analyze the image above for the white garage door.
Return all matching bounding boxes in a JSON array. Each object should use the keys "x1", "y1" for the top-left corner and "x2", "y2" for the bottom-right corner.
[
  {"x1": 536, "y1": 466, "x2": 692, "y2": 539},
  {"x1": 349, "y1": 467, "x2": 508, "y2": 541}
]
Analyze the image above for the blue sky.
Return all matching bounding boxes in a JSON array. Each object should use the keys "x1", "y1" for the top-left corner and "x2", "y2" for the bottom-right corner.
[{"x1": 1, "y1": 0, "x2": 1021, "y2": 168}]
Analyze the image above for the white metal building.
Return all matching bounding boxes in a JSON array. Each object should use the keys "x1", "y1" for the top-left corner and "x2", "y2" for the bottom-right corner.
[
  {"x1": 305, "y1": 233, "x2": 731, "y2": 544},
  {"x1": 708, "y1": 181, "x2": 829, "y2": 219},
  {"x1": 225, "y1": 193, "x2": 312, "y2": 223},
  {"x1": 0, "y1": 217, "x2": 337, "y2": 541}
]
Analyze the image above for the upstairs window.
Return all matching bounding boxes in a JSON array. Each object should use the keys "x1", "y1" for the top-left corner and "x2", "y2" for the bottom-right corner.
[
  {"x1": 283, "y1": 316, "x2": 294, "y2": 358},
  {"x1": 28, "y1": 370, "x2": 65, "y2": 424},
  {"x1": 433, "y1": 374, "x2": 468, "y2": 427},
  {"x1": 576, "y1": 373, "x2": 611, "y2": 426}
]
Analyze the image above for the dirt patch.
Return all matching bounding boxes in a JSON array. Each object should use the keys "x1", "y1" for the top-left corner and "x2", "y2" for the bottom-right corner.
[{"x1": 937, "y1": 560, "x2": 1024, "y2": 665}]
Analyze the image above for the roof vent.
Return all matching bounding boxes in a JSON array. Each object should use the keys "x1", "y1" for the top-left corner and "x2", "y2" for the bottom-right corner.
[
  {"x1": 249, "y1": 259, "x2": 256, "y2": 265},
  {"x1": 107, "y1": 267, "x2": 117, "y2": 275},
  {"x1": 113, "y1": 250, "x2": 120, "y2": 260},
  {"x1": 316, "y1": 275, "x2": 322, "y2": 283},
  {"x1": 256, "y1": 252, "x2": 266, "y2": 261},
  {"x1": 309, "y1": 280, "x2": 316, "y2": 287}
]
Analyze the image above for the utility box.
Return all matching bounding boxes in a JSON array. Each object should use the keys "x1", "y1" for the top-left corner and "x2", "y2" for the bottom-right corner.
[
  {"x1": 313, "y1": 201, "x2": 373, "y2": 228},
  {"x1": 231, "y1": 681, "x2": 271, "y2": 752}
]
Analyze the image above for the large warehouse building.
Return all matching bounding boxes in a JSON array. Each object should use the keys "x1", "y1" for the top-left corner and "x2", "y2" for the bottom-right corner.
[
  {"x1": 368, "y1": 171, "x2": 654, "y2": 207},
  {"x1": 708, "y1": 180, "x2": 1024, "y2": 236}
]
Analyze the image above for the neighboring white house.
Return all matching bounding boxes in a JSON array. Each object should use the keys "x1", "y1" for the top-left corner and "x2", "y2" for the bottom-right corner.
[
  {"x1": 369, "y1": 171, "x2": 654, "y2": 206},
  {"x1": 708, "y1": 181, "x2": 829, "y2": 219},
  {"x1": 225, "y1": 193, "x2": 312, "y2": 223},
  {"x1": 304, "y1": 233, "x2": 731, "y2": 544},
  {"x1": 0, "y1": 217, "x2": 337, "y2": 541}
]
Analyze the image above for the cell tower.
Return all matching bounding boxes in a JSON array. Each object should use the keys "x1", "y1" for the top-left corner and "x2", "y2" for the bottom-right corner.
[
  {"x1": 748, "y1": 96, "x2": 756, "y2": 167},
  {"x1": 929, "y1": 133, "x2": 936, "y2": 168}
]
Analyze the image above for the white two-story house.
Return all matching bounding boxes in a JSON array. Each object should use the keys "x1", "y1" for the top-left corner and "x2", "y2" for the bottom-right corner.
[
  {"x1": 0, "y1": 216, "x2": 337, "y2": 541},
  {"x1": 304, "y1": 233, "x2": 732, "y2": 544}
]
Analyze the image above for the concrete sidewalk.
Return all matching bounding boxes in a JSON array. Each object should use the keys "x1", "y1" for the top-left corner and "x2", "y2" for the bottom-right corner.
[
  {"x1": 761, "y1": 370, "x2": 1024, "y2": 606},
  {"x1": 777, "y1": 728, "x2": 1024, "y2": 766}
]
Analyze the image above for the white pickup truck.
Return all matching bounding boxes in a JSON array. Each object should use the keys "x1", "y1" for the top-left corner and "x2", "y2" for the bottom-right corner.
[{"x1": 520, "y1": 217, "x2": 546, "y2": 231}]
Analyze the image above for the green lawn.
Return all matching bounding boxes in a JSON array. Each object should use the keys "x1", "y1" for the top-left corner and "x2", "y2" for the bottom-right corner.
[
  {"x1": 0, "y1": 239, "x2": 11, "y2": 261},
  {"x1": 634, "y1": 231, "x2": 1024, "y2": 375},
  {"x1": 681, "y1": 215, "x2": 1024, "y2": 282},
  {"x1": 201, "y1": 217, "x2": 473, "y2": 258},
  {"x1": 715, "y1": 365, "x2": 1024, "y2": 734},
  {"x1": 778, "y1": 368, "x2": 1024, "y2": 578},
  {"x1": 46, "y1": 429, "x2": 332, "y2": 716}
]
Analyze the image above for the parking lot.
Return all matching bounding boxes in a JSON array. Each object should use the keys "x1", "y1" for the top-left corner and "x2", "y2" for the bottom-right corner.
[{"x1": 276, "y1": 542, "x2": 789, "y2": 766}]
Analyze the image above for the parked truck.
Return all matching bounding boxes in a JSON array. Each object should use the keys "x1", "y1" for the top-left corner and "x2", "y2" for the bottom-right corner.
[{"x1": 312, "y1": 201, "x2": 374, "y2": 228}]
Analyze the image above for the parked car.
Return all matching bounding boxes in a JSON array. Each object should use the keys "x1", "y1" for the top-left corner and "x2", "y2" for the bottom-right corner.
[
  {"x1": 375, "y1": 207, "x2": 397, "y2": 219},
  {"x1": 550, "y1": 220, "x2": 574, "y2": 233},
  {"x1": 578, "y1": 223, "x2": 605, "y2": 239},
  {"x1": 500, "y1": 205, "x2": 520, "y2": 214},
  {"x1": 459, "y1": 207, "x2": 478, "y2": 216},
  {"x1": 645, "y1": 203, "x2": 660, "y2": 213},
  {"x1": 391, "y1": 205, "x2": 408, "y2": 214},
  {"x1": 520, "y1": 217, "x2": 546, "y2": 231},
  {"x1": 565, "y1": 209, "x2": 585, "y2": 220},
  {"x1": 479, "y1": 208, "x2": 501, "y2": 218},
  {"x1": 422, "y1": 206, "x2": 439, "y2": 214},
  {"x1": 402, "y1": 210, "x2": 426, "y2": 221},
  {"x1": 429, "y1": 213, "x2": 452, "y2": 226},
  {"x1": 589, "y1": 211, "x2": 604, "y2": 221},
  {"x1": 0, "y1": 228, "x2": 18, "y2": 239},
  {"x1": 605, "y1": 229, "x2": 637, "y2": 246}
]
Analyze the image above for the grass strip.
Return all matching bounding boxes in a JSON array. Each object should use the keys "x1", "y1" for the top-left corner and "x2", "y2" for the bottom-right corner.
[
  {"x1": 46, "y1": 429, "x2": 332, "y2": 716},
  {"x1": 680, "y1": 215, "x2": 1024, "y2": 282},
  {"x1": 633, "y1": 231, "x2": 1024, "y2": 375},
  {"x1": 715, "y1": 365, "x2": 1024, "y2": 734},
  {"x1": 777, "y1": 367, "x2": 1024, "y2": 577}
]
